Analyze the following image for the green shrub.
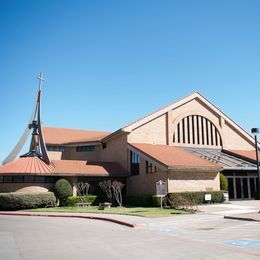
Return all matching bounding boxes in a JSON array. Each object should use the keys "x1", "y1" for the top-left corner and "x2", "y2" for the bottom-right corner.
[
  {"x1": 167, "y1": 191, "x2": 224, "y2": 206},
  {"x1": 167, "y1": 193, "x2": 197, "y2": 211},
  {"x1": 123, "y1": 195, "x2": 153, "y2": 207},
  {"x1": 220, "y1": 173, "x2": 228, "y2": 191},
  {"x1": 152, "y1": 195, "x2": 167, "y2": 207},
  {"x1": 54, "y1": 179, "x2": 73, "y2": 206},
  {"x1": 66, "y1": 196, "x2": 98, "y2": 206},
  {"x1": 0, "y1": 192, "x2": 56, "y2": 210}
]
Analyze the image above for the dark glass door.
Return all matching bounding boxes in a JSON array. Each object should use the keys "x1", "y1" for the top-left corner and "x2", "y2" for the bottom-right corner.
[
  {"x1": 236, "y1": 178, "x2": 242, "y2": 199},
  {"x1": 242, "y1": 178, "x2": 249, "y2": 199},
  {"x1": 228, "y1": 178, "x2": 234, "y2": 199},
  {"x1": 250, "y1": 178, "x2": 256, "y2": 199}
]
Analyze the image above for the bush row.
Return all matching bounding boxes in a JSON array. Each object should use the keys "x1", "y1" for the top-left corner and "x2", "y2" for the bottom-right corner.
[
  {"x1": 167, "y1": 191, "x2": 225, "y2": 206},
  {"x1": 66, "y1": 196, "x2": 98, "y2": 206},
  {"x1": 0, "y1": 192, "x2": 56, "y2": 210},
  {"x1": 0, "y1": 191, "x2": 225, "y2": 210}
]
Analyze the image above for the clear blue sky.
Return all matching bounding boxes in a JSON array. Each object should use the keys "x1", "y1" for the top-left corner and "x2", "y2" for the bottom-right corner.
[{"x1": 1, "y1": 0, "x2": 260, "y2": 162}]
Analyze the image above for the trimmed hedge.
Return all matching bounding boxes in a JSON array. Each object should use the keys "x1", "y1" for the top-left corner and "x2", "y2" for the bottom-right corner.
[
  {"x1": 123, "y1": 195, "x2": 153, "y2": 207},
  {"x1": 167, "y1": 191, "x2": 225, "y2": 206},
  {"x1": 0, "y1": 192, "x2": 56, "y2": 210},
  {"x1": 152, "y1": 195, "x2": 168, "y2": 207},
  {"x1": 66, "y1": 196, "x2": 98, "y2": 206},
  {"x1": 54, "y1": 179, "x2": 72, "y2": 206}
]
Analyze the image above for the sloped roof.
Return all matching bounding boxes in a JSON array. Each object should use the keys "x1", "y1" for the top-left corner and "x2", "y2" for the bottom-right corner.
[
  {"x1": 43, "y1": 127, "x2": 110, "y2": 145},
  {"x1": 0, "y1": 157, "x2": 127, "y2": 177},
  {"x1": 129, "y1": 143, "x2": 221, "y2": 171},
  {"x1": 52, "y1": 160, "x2": 127, "y2": 176},
  {"x1": 223, "y1": 150, "x2": 259, "y2": 164},
  {"x1": 184, "y1": 147, "x2": 256, "y2": 170},
  {"x1": 0, "y1": 157, "x2": 54, "y2": 174}
]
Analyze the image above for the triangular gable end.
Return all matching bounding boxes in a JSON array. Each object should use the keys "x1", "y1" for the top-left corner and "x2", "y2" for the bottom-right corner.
[{"x1": 122, "y1": 92, "x2": 256, "y2": 148}]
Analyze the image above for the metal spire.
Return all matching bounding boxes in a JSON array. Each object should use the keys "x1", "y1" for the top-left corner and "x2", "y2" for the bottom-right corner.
[
  {"x1": 2, "y1": 73, "x2": 50, "y2": 165},
  {"x1": 37, "y1": 72, "x2": 45, "y2": 91}
]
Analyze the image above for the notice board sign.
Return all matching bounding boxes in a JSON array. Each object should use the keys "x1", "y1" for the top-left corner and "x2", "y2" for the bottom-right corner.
[{"x1": 156, "y1": 180, "x2": 167, "y2": 196}]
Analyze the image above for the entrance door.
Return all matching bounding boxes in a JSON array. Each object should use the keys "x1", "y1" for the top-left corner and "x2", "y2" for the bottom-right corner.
[
  {"x1": 227, "y1": 176, "x2": 257, "y2": 200},
  {"x1": 249, "y1": 178, "x2": 256, "y2": 199}
]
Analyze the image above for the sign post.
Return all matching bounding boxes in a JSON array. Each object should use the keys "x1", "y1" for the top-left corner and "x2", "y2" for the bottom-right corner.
[{"x1": 156, "y1": 180, "x2": 167, "y2": 210}]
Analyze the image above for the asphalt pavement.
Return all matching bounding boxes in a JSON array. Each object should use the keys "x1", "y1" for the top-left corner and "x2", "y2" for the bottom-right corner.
[{"x1": 0, "y1": 200, "x2": 259, "y2": 260}]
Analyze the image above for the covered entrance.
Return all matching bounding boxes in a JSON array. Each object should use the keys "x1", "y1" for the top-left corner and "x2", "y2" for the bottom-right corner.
[
  {"x1": 184, "y1": 147, "x2": 258, "y2": 200},
  {"x1": 225, "y1": 171, "x2": 257, "y2": 200}
]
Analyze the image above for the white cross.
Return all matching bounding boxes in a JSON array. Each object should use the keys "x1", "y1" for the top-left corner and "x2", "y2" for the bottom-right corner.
[{"x1": 37, "y1": 72, "x2": 45, "y2": 90}]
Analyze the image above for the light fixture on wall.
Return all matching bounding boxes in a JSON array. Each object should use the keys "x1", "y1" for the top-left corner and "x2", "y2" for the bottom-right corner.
[{"x1": 251, "y1": 128, "x2": 260, "y2": 200}]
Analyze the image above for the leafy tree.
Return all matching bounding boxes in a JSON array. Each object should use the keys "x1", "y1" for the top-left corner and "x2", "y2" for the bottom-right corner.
[{"x1": 220, "y1": 173, "x2": 228, "y2": 191}]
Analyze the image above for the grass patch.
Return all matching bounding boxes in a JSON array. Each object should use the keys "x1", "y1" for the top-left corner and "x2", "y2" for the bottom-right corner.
[{"x1": 24, "y1": 206, "x2": 189, "y2": 218}]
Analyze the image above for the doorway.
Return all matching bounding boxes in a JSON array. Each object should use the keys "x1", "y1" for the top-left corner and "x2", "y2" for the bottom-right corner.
[{"x1": 227, "y1": 176, "x2": 256, "y2": 200}]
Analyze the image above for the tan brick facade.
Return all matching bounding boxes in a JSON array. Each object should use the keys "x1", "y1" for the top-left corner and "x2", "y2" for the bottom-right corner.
[
  {"x1": 126, "y1": 157, "x2": 220, "y2": 195},
  {"x1": 1, "y1": 93, "x2": 255, "y2": 197}
]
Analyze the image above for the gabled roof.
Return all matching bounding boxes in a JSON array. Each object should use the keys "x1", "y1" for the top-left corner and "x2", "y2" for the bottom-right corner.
[
  {"x1": 43, "y1": 127, "x2": 110, "y2": 145},
  {"x1": 129, "y1": 143, "x2": 221, "y2": 172},
  {"x1": 104, "y1": 92, "x2": 256, "y2": 147}
]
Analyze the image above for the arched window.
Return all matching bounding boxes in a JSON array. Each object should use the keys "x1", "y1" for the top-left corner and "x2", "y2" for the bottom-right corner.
[{"x1": 173, "y1": 115, "x2": 222, "y2": 147}]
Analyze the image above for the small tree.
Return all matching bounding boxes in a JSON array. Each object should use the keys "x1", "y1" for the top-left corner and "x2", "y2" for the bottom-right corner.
[
  {"x1": 54, "y1": 178, "x2": 73, "y2": 206},
  {"x1": 111, "y1": 181, "x2": 125, "y2": 207},
  {"x1": 99, "y1": 180, "x2": 113, "y2": 203},
  {"x1": 76, "y1": 182, "x2": 90, "y2": 196},
  {"x1": 220, "y1": 173, "x2": 228, "y2": 191}
]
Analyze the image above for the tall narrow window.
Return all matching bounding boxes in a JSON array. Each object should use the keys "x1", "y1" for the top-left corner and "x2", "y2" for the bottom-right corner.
[
  {"x1": 130, "y1": 151, "x2": 140, "y2": 176},
  {"x1": 146, "y1": 161, "x2": 157, "y2": 173}
]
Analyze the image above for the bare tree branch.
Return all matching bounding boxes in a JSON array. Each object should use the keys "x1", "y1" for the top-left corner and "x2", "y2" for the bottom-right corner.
[
  {"x1": 76, "y1": 182, "x2": 90, "y2": 196},
  {"x1": 111, "y1": 181, "x2": 125, "y2": 207},
  {"x1": 99, "y1": 180, "x2": 113, "y2": 203}
]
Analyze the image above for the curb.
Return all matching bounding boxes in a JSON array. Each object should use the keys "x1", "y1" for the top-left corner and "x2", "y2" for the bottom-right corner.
[
  {"x1": 224, "y1": 215, "x2": 260, "y2": 222},
  {"x1": 0, "y1": 212, "x2": 136, "y2": 228}
]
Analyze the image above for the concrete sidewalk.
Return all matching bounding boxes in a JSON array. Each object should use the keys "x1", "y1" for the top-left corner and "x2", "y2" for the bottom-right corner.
[
  {"x1": 197, "y1": 200, "x2": 260, "y2": 216},
  {"x1": 198, "y1": 200, "x2": 260, "y2": 222}
]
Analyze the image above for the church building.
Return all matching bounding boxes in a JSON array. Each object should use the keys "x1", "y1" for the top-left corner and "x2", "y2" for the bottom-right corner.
[{"x1": 0, "y1": 75, "x2": 259, "y2": 200}]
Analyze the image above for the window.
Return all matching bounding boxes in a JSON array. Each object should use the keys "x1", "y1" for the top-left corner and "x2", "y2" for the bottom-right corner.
[
  {"x1": 46, "y1": 146, "x2": 65, "y2": 152},
  {"x1": 146, "y1": 161, "x2": 157, "y2": 173},
  {"x1": 130, "y1": 151, "x2": 140, "y2": 176},
  {"x1": 24, "y1": 176, "x2": 35, "y2": 183},
  {"x1": 34, "y1": 176, "x2": 45, "y2": 183},
  {"x1": 173, "y1": 115, "x2": 222, "y2": 147},
  {"x1": 45, "y1": 177, "x2": 56, "y2": 183},
  {"x1": 12, "y1": 176, "x2": 24, "y2": 183},
  {"x1": 76, "y1": 145, "x2": 95, "y2": 152},
  {"x1": 0, "y1": 176, "x2": 57, "y2": 183},
  {"x1": 3, "y1": 176, "x2": 13, "y2": 183}
]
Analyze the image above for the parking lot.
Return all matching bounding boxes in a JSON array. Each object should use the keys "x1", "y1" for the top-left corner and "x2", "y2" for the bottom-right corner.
[{"x1": 0, "y1": 208, "x2": 259, "y2": 260}]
